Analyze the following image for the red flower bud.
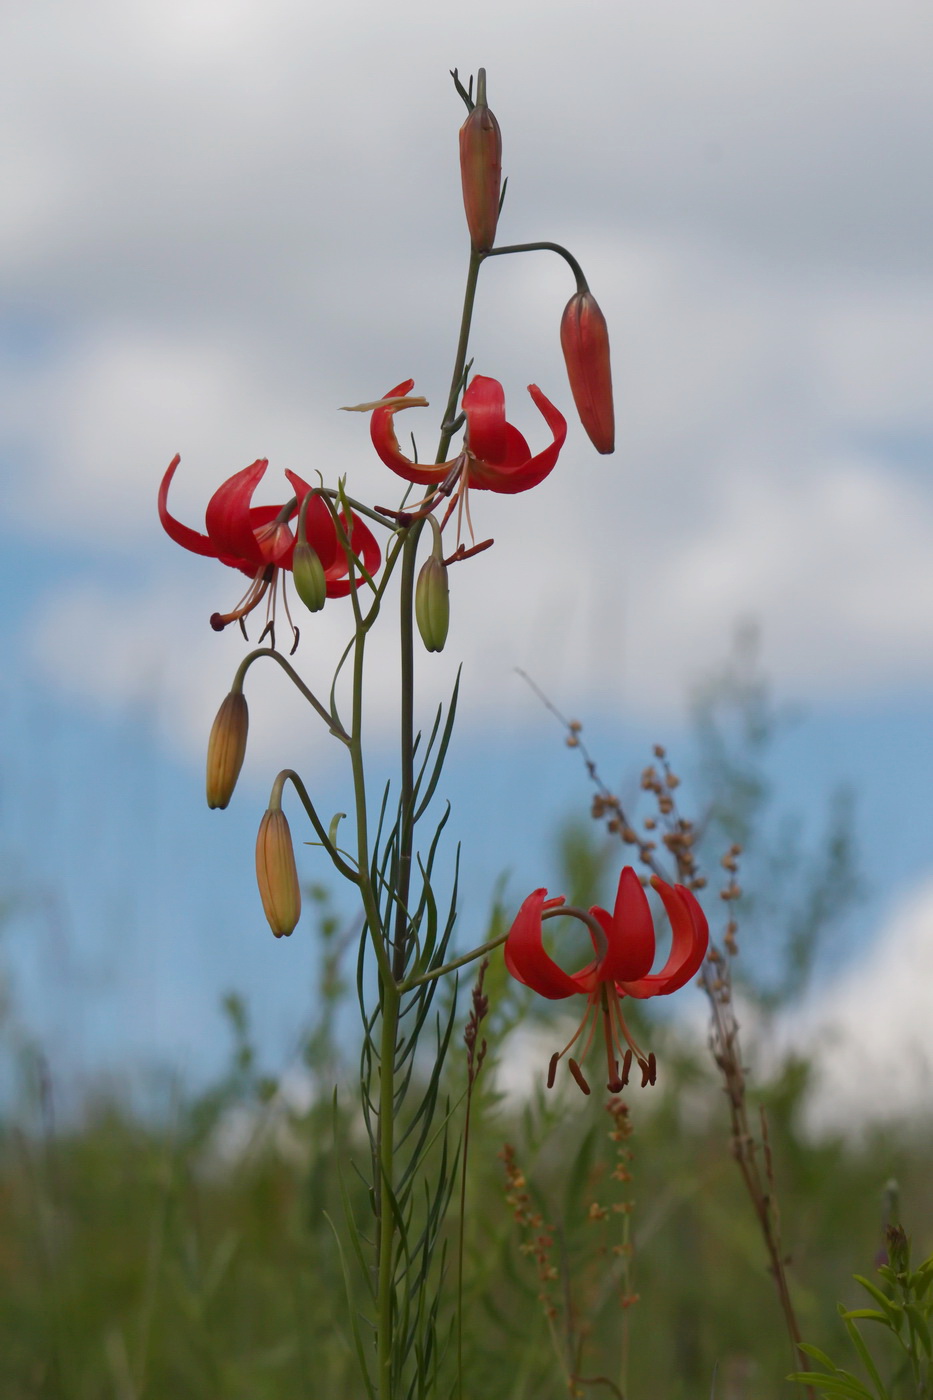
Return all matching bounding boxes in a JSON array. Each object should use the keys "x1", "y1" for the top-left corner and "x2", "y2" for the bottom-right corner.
[
  {"x1": 255, "y1": 807, "x2": 301, "y2": 938},
  {"x1": 206, "y1": 690, "x2": 248, "y2": 810},
  {"x1": 560, "y1": 290, "x2": 615, "y2": 455},
  {"x1": 459, "y1": 69, "x2": 501, "y2": 252}
]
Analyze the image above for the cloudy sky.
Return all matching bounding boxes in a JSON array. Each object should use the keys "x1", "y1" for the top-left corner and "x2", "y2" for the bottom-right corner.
[{"x1": 1, "y1": 0, "x2": 931, "y2": 1118}]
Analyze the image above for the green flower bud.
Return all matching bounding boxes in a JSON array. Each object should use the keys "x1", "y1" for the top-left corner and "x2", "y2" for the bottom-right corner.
[
  {"x1": 292, "y1": 540, "x2": 327, "y2": 613},
  {"x1": 255, "y1": 807, "x2": 301, "y2": 938},
  {"x1": 415, "y1": 554, "x2": 450, "y2": 653},
  {"x1": 206, "y1": 690, "x2": 248, "y2": 810}
]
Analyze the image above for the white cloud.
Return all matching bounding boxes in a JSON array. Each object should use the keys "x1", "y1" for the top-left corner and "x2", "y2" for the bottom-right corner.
[
  {"x1": 3, "y1": 0, "x2": 933, "y2": 743},
  {"x1": 786, "y1": 878, "x2": 933, "y2": 1132}
]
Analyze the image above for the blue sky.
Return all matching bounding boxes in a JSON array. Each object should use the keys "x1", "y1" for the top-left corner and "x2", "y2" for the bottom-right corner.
[{"x1": 1, "y1": 0, "x2": 932, "y2": 1118}]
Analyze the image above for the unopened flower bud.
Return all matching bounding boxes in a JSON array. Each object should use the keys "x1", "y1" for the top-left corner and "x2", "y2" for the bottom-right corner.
[
  {"x1": 459, "y1": 69, "x2": 502, "y2": 252},
  {"x1": 206, "y1": 690, "x2": 248, "y2": 810},
  {"x1": 415, "y1": 519, "x2": 450, "y2": 652},
  {"x1": 560, "y1": 289, "x2": 615, "y2": 455},
  {"x1": 255, "y1": 807, "x2": 301, "y2": 938},
  {"x1": 292, "y1": 540, "x2": 327, "y2": 613},
  {"x1": 415, "y1": 555, "x2": 450, "y2": 653}
]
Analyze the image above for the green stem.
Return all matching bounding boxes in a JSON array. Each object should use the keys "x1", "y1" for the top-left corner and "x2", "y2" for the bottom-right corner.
[
  {"x1": 377, "y1": 974, "x2": 401, "y2": 1400},
  {"x1": 279, "y1": 769, "x2": 359, "y2": 884},
  {"x1": 392, "y1": 528, "x2": 419, "y2": 980},
  {"x1": 371, "y1": 217, "x2": 488, "y2": 1400},
  {"x1": 484, "y1": 239, "x2": 589, "y2": 294},
  {"x1": 399, "y1": 930, "x2": 509, "y2": 993},
  {"x1": 345, "y1": 588, "x2": 397, "y2": 1400},
  {"x1": 233, "y1": 648, "x2": 349, "y2": 742},
  {"x1": 436, "y1": 247, "x2": 484, "y2": 464},
  {"x1": 348, "y1": 617, "x2": 392, "y2": 986}
]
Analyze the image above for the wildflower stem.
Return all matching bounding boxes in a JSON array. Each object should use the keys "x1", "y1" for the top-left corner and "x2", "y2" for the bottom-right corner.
[
  {"x1": 398, "y1": 930, "x2": 509, "y2": 993},
  {"x1": 233, "y1": 648, "x2": 350, "y2": 742},
  {"x1": 437, "y1": 247, "x2": 483, "y2": 464},
  {"x1": 393, "y1": 526, "x2": 418, "y2": 979},
  {"x1": 484, "y1": 240, "x2": 589, "y2": 294},
  {"x1": 277, "y1": 770, "x2": 359, "y2": 884},
  {"x1": 348, "y1": 617, "x2": 392, "y2": 987},
  {"x1": 377, "y1": 975, "x2": 400, "y2": 1400}
]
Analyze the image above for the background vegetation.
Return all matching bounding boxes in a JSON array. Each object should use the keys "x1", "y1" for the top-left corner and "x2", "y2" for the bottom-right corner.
[{"x1": 2, "y1": 647, "x2": 930, "y2": 1400}]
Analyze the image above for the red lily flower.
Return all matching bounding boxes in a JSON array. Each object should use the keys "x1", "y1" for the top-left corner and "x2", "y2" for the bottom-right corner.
[
  {"x1": 369, "y1": 375, "x2": 566, "y2": 529},
  {"x1": 158, "y1": 455, "x2": 380, "y2": 643},
  {"x1": 504, "y1": 866, "x2": 709, "y2": 1094}
]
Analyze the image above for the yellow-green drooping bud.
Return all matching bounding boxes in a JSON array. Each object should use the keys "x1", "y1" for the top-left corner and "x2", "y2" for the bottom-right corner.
[
  {"x1": 459, "y1": 68, "x2": 502, "y2": 253},
  {"x1": 292, "y1": 539, "x2": 327, "y2": 612},
  {"x1": 255, "y1": 805, "x2": 301, "y2": 938},
  {"x1": 206, "y1": 690, "x2": 249, "y2": 810},
  {"x1": 415, "y1": 518, "x2": 449, "y2": 652}
]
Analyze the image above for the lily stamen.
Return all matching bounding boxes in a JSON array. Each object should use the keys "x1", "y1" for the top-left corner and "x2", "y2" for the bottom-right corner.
[{"x1": 210, "y1": 568, "x2": 274, "y2": 633}]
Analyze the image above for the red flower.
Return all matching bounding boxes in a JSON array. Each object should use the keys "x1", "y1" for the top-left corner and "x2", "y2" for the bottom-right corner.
[
  {"x1": 158, "y1": 455, "x2": 380, "y2": 641},
  {"x1": 370, "y1": 374, "x2": 566, "y2": 503},
  {"x1": 504, "y1": 866, "x2": 708, "y2": 1094}
]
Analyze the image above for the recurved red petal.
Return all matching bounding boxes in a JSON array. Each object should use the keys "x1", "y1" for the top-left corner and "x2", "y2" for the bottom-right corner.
[
  {"x1": 592, "y1": 867, "x2": 656, "y2": 982},
  {"x1": 503, "y1": 889, "x2": 581, "y2": 1000},
  {"x1": 283, "y1": 485, "x2": 335, "y2": 572},
  {"x1": 462, "y1": 375, "x2": 508, "y2": 463},
  {"x1": 158, "y1": 455, "x2": 221, "y2": 560},
  {"x1": 204, "y1": 460, "x2": 271, "y2": 568},
  {"x1": 620, "y1": 880, "x2": 709, "y2": 998},
  {"x1": 469, "y1": 385, "x2": 567, "y2": 494},
  {"x1": 370, "y1": 380, "x2": 451, "y2": 487}
]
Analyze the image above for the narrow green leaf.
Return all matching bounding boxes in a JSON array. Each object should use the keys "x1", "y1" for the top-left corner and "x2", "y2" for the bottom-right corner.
[
  {"x1": 323, "y1": 1210, "x2": 376, "y2": 1400},
  {"x1": 413, "y1": 668, "x2": 461, "y2": 822},
  {"x1": 841, "y1": 1315, "x2": 888, "y2": 1400},
  {"x1": 904, "y1": 1302, "x2": 932, "y2": 1356},
  {"x1": 799, "y1": 1344, "x2": 842, "y2": 1371},
  {"x1": 854, "y1": 1276, "x2": 904, "y2": 1328}
]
